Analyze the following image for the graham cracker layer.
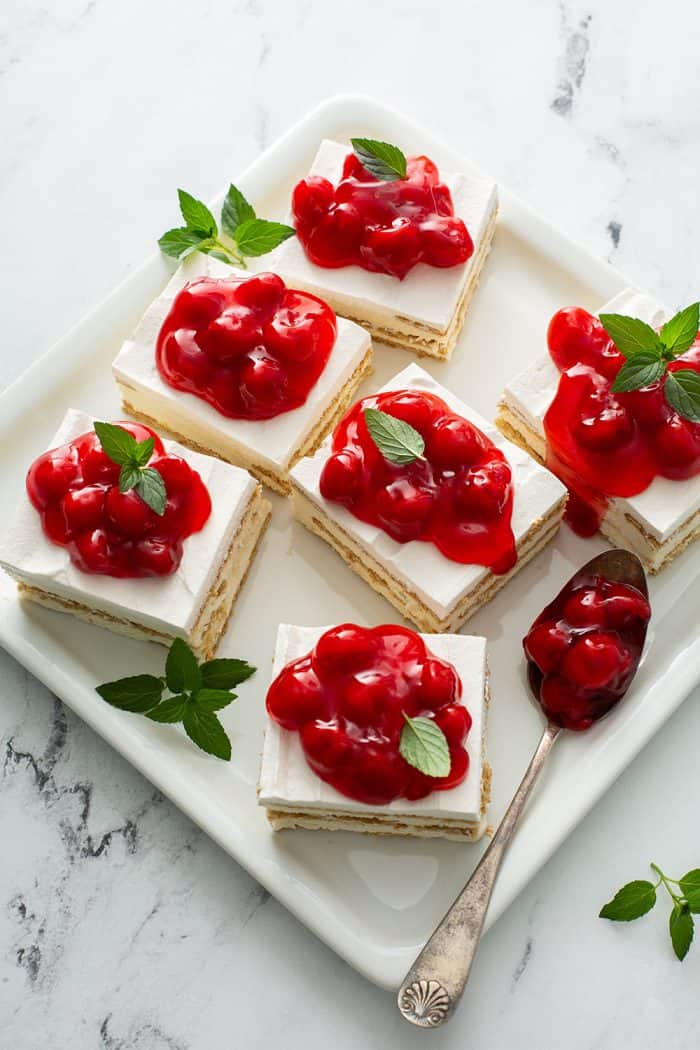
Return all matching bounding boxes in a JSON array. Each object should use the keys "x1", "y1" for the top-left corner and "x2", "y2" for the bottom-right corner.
[
  {"x1": 327, "y1": 204, "x2": 498, "y2": 360},
  {"x1": 290, "y1": 483, "x2": 565, "y2": 632},
  {"x1": 14, "y1": 486, "x2": 271, "y2": 660},
  {"x1": 496, "y1": 401, "x2": 700, "y2": 575},
  {"x1": 118, "y1": 346, "x2": 374, "y2": 496}
]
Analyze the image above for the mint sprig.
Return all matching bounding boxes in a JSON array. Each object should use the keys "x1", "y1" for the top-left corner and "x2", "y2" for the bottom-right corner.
[
  {"x1": 93, "y1": 422, "x2": 166, "y2": 515},
  {"x1": 601, "y1": 302, "x2": 700, "y2": 422},
  {"x1": 158, "y1": 183, "x2": 295, "y2": 268},
  {"x1": 96, "y1": 637, "x2": 256, "y2": 761},
  {"x1": 363, "y1": 407, "x2": 425, "y2": 465},
  {"x1": 399, "y1": 713, "x2": 451, "y2": 778},
  {"x1": 600, "y1": 861, "x2": 698, "y2": 960},
  {"x1": 350, "y1": 138, "x2": 407, "y2": 181}
]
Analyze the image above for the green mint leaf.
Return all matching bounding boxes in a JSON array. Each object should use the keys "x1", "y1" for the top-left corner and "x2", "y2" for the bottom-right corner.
[
  {"x1": 598, "y1": 313, "x2": 663, "y2": 358},
  {"x1": 183, "y1": 704, "x2": 231, "y2": 760},
  {"x1": 660, "y1": 302, "x2": 700, "y2": 356},
  {"x1": 233, "y1": 218, "x2": 295, "y2": 257},
  {"x1": 399, "y1": 713, "x2": 450, "y2": 778},
  {"x1": 669, "y1": 903, "x2": 694, "y2": 961},
  {"x1": 599, "y1": 880, "x2": 657, "y2": 921},
  {"x1": 165, "y1": 637, "x2": 202, "y2": 694},
  {"x1": 94, "y1": 421, "x2": 138, "y2": 466},
  {"x1": 194, "y1": 687, "x2": 237, "y2": 712},
  {"x1": 119, "y1": 463, "x2": 142, "y2": 494},
  {"x1": 610, "y1": 352, "x2": 666, "y2": 393},
  {"x1": 679, "y1": 869, "x2": 700, "y2": 913},
  {"x1": 664, "y1": 370, "x2": 700, "y2": 423},
  {"x1": 363, "y1": 407, "x2": 425, "y2": 465},
  {"x1": 221, "y1": 183, "x2": 256, "y2": 238},
  {"x1": 158, "y1": 227, "x2": 207, "y2": 259},
  {"x1": 177, "y1": 189, "x2": 217, "y2": 236},
  {"x1": 200, "y1": 658, "x2": 256, "y2": 690},
  {"x1": 350, "y1": 137, "x2": 407, "y2": 181},
  {"x1": 96, "y1": 674, "x2": 163, "y2": 714},
  {"x1": 135, "y1": 467, "x2": 167, "y2": 516},
  {"x1": 132, "y1": 437, "x2": 155, "y2": 467},
  {"x1": 146, "y1": 694, "x2": 188, "y2": 723},
  {"x1": 204, "y1": 247, "x2": 242, "y2": 265}
]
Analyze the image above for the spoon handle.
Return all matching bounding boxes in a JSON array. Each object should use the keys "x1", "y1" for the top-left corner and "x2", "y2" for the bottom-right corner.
[{"x1": 397, "y1": 721, "x2": 561, "y2": 1028}]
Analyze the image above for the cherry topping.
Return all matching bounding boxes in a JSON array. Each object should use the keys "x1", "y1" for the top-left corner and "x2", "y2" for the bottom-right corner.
[
  {"x1": 266, "y1": 624, "x2": 471, "y2": 805},
  {"x1": 543, "y1": 308, "x2": 700, "y2": 535},
  {"x1": 319, "y1": 389, "x2": 517, "y2": 572},
  {"x1": 26, "y1": 423, "x2": 211, "y2": 578},
  {"x1": 156, "y1": 273, "x2": 337, "y2": 421},
  {"x1": 523, "y1": 574, "x2": 650, "y2": 731},
  {"x1": 292, "y1": 152, "x2": 474, "y2": 280}
]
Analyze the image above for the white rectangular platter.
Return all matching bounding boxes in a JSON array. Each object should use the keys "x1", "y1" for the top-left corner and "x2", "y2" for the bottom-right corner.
[{"x1": 1, "y1": 96, "x2": 699, "y2": 991}]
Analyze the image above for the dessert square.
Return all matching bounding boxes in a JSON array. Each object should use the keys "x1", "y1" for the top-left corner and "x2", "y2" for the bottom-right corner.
[
  {"x1": 258, "y1": 624, "x2": 491, "y2": 841},
  {"x1": 113, "y1": 255, "x2": 373, "y2": 495},
  {"x1": 290, "y1": 364, "x2": 567, "y2": 632},
  {"x1": 0, "y1": 409, "x2": 271, "y2": 658},
  {"x1": 274, "y1": 139, "x2": 498, "y2": 360},
  {"x1": 497, "y1": 288, "x2": 700, "y2": 573}
]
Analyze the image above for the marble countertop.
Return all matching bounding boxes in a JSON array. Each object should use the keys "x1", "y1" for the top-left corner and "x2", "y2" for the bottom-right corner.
[{"x1": 2, "y1": 1, "x2": 699, "y2": 1046}]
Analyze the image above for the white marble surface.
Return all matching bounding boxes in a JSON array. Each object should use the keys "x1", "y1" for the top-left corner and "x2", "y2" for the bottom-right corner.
[{"x1": 2, "y1": 1, "x2": 700, "y2": 1046}]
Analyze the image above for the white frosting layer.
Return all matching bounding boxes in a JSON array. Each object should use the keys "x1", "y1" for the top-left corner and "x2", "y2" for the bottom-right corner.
[
  {"x1": 273, "y1": 139, "x2": 498, "y2": 332},
  {"x1": 291, "y1": 363, "x2": 566, "y2": 620},
  {"x1": 112, "y1": 255, "x2": 371, "y2": 474},
  {"x1": 0, "y1": 409, "x2": 257, "y2": 635},
  {"x1": 502, "y1": 288, "x2": 700, "y2": 542},
  {"x1": 258, "y1": 624, "x2": 487, "y2": 823}
]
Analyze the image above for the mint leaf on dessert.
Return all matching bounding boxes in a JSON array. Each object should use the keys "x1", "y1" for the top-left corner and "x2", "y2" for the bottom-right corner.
[
  {"x1": 399, "y1": 713, "x2": 450, "y2": 778},
  {"x1": 94, "y1": 422, "x2": 168, "y2": 516},
  {"x1": 94, "y1": 421, "x2": 140, "y2": 465},
  {"x1": 670, "y1": 903, "x2": 694, "y2": 961},
  {"x1": 599, "y1": 313, "x2": 663, "y2": 358},
  {"x1": 364, "y1": 407, "x2": 425, "y2": 465},
  {"x1": 119, "y1": 464, "x2": 142, "y2": 494},
  {"x1": 132, "y1": 437, "x2": 155, "y2": 467},
  {"x1": 183, "y1": 704, "x2": 231, "y2": 760},
  {"x1": 351, "y1": 138, "x2": 407, "y2": 181},
  {"x1": 610, "y1": 352, "x2": 666, "y2": 393},
  {"x1": 135, "y1": 467, "x2": 167, "y2": 516},
  {"x1": 599, "y1": 879, "x2": 657, "y2": 921},
  {"x1": 660, "y1": 302, "x2": 700, "y2": 357},
  {"x1": 177, "y1": 189, "x2": 217, "y2": 236},
  {"x1": 158, "y1": 226, "x2": 209, "y2": 259},
  {"x1": 664, "y1": 370, "x2": 700, "y2": 423},
  {"x1": 200, "y1": 657, "x2": 256, "y2": 689},
  {"x1": 96, "y1": 638, "x2": 256, "y2": 761},
  {"x1": 221, "y1": 183, "x2": 256, "y2": 238},
  {"x1": 96, "y1": 674, "x2": 164, "y2": 714},
  {"x1": 679, "y1": 870, "x2": 700, "y2": 912},
  {"x1": 166, "y1": 637, "x2": 202, "y2": 693},
  {"x1": 233, "y1": 218, "x2": 295, "y2": 257}
]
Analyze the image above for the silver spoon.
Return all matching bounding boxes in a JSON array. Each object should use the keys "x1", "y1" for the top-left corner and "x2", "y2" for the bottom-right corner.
[{"x1": 397, "y1": 548, "x2": 649, "y2": 1028}]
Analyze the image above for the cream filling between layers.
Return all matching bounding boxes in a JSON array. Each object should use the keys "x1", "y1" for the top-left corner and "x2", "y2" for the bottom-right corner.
[
  {"x1": 0, "y1": 408, "x2": 257, "y2": 637},
  {"x1": 290, "y1": 363, "x2": 567, "y2": 621},
  {"x1": 500, "y1": 287, "x2": 700, "y2": 544},
  {"x1": 112, "y1": 255, "x2": 372, "y2": 475},
  {"x1": 258, "y1": 624, "x2": 487, "y2": 824}
]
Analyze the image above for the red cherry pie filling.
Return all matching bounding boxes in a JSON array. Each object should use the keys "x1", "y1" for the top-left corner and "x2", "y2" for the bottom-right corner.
[
  {"x1": 544, "y1": 307, "x2": 700, "y2": 535},
  {"x1": 292, "y1": 153, "x2": 473, "y2": 280},
  {"x1": 524, "y1": 574, "x2": 650, "y2": 731},
  {"x1": 156, "y1": 272, "x2": 337, "y2": 421},
  {"x1": 319, "y1": 389, "x2": 517, "y2": 573},
  {"x1": 266, "y1": 624, "x2": 471, "y2": 805},
  {"x1": 26, "y1": 422, "x2": 211, "y2": 577}
]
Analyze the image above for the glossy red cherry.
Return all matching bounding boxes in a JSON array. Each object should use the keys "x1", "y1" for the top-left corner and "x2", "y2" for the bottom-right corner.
[
  {"x1": 434, "y1": 704, "x2": 472, "y2": 746},
  {"x1": 547, "y1": 307, "x2": 623, "y2": 379},
  {"x1": 27, "y1": 453, "x2": 80, "y2": 507},
  {"x1": 235, "y1": 273, "x2": 285, "y2": 321},
  {"x1": 319, "y1": 450, "x2": 363, "y2": 502},
  {"x1": 428, "y1": 417, "x2": 483, "y2": 469},
  {"x1": 375, "y1": 479, "x2": 435, "y2": 541},
  {"x1": 539, "y1": 674, "x2": 594, "y2": 731},
  {"x1": 561, "y1": 631, "x2": 632, "y2": 690},
  {"x1": 382, "y1": 391, "x2": 433, "y2": 435},
  {"x1": 454, "y1": 461, "x2": 510, "y2": 519},
  {"x1": 292, "y1": 176, "x2": 334, "y2": 227},
  {"x1": 199, "y1": 308, "x2": 262, "y2": 362},
  {"x1": 314, "y1": 624, "x2": 375, "y2": 675},
  {"x1": 523, "y1": 619, "x2": 570, "y2": 672},
  {"x1": 363, "y1": 219, "x2": 422, "y2": 279},
  {"x1": 61, "y1": 486, "x2": 105, "y2": 533},
  {"x1": 420, "y1": 658, "x2": 461, "y2": 709},
  {"x1": 267, "y1": 659, "x2": 326, "y2": 729},
  {"x1": 573, "y1": 398, "x2": 634, "y2": 452},
  {"x1": 420, "y1": 216, "x2": 474, "y2": 268},
  {"x1": 654, "y1": 416, "x2": 700, "y2": 477}
]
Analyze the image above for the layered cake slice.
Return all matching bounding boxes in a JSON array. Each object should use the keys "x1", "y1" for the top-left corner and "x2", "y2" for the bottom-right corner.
[
  {"x1": 497, "y1": 288, "x2": 700, "y2": 572},
  {"x1": 258, "y1": 623, "x2": 490, "y2": 841},
  {"x1": 289, "y1": 364, "x2": 566, "y2": 633},
  {"x1": 113, "y1": 256, "x2": 373, "y2": 494},
  {"x1": 0, "y1": 409, "x2": 271, "y2": 657},
  {"x1": 273, "y1": 138, "x2": 498, "y2": 360}
]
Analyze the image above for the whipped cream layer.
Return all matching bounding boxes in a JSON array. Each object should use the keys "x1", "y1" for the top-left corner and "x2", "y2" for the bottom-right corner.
[
  {"x1": 258, "y1": 624, "x2": 487, "y2": 823},
  {"x1": 273, "y1": 139, "x2": 498, "y2": 332},
  {"x1": 502, "y1": 288, "x2": 700, "y2": 542},
  {"x1": 291, "y1": 363, "x2": 566, "y2": 620},
  {"x1": 0, "y1": 408, "x2": 256, "y2": 636},
  {"x1": 113, "y1": 255, "x2": 371, "y2": 474}
]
